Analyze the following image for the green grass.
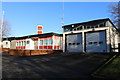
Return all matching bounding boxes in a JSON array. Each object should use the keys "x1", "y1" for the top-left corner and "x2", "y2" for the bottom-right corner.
[{"x1": 98, "y1": 55, "x2": 120, "y2": 79}]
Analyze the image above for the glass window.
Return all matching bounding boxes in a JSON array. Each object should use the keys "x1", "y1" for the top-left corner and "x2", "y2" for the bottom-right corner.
[
  {"x1": 112, "y1": 27, "x2": 115, "y2": 32},
  {"x1": 69, "y1": 43, "x2": 72, "y2": 45},
  {"x1": 16, "y1": 42, "x2": 18, "y2": 46},
  {"x1": 77, "y1": 43, "x2": 80, "y2": 45},
  {"x1": 80, "y1": 26, "x2": 83, "y2": 30},
  {"x1": 22, "y1": 41, "x2": 23, "y2": 46},
  {"x1": 47, "y1": 39, "x2": 53, "y2": 45},
  {"x1": 73, "y1": 28, "x2": 77, "y2": 31},
  {"x1": 94, "y1": 42, "x2": 97, "y2": 45},
  {"x1": 95, "y1": 25, "x2": 99, "y2": 28},
  {"x1": 64, "y1": 28, "x2": 72, "y2": 32},
  {"x1": 50, "y1": 39, "x2": 53, "y2": 45},
  {"x1": 88, "y1": 42, "x2": 92, "y2": 45},
  {"x1": 91, "y1": 26, "x2": 94, "y2": 28},
  {"x1": 18, "y1": 42, "x2": 19, "y2": 46},
  {"x1": 6, "y1": 42, "x2": 8, "y2": 45},
  {"x1": 19, "y1": 41, "x2": 21, "y2": 46},
  {"x1": 27, "y1": 41, "x2": 30, "y2": 44},
  {"x1": 99, "y1": 23, "x2": 104, "y2": 27},
  {"x1": 87, "y1": 26, "x2": 90, "y2": 29},
  {"x1": 44, "y1": 39, "x2": 47, "y2": 46},
  {"x1": 73, "y1": 43, "x2": 75, "y2": 45},
  {"x1": 77, "y1": 28, "x2": 80, "y2": 30},
  {"x1": 40, "y1": 40, "x2": 43, "y2": 46},
  {"x1": 99, "y1": 41, "x2": 103, "y2": 44},
  {"x1": 84, "y1": 26, "x2": 87, "y2": 29},
  {"x1": 24, "y1": 41, "x2": 26, "y2": 46},
  {"x1": 77, "y1": 26, "x2": 83, "y2": 30}
]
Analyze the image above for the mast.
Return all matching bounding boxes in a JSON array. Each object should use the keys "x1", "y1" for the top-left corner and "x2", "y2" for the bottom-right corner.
[
  {"x1": 0, "y1": 0, "x2": 4, "y2": 50},
  {"x1": 61, "y1": 0, "x2": 64, "y2": 27}
]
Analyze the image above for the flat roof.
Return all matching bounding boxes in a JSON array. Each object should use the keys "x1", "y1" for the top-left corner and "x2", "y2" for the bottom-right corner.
[
  {"x1": 3, "y1": 32, "x2": 63, "y2": 41},
  {"x1": 62, "y1": 18, "x2": 119, "y2": 33},
  {"x1": 62, "y1": 18, "x2": 109, "y2": 28}
]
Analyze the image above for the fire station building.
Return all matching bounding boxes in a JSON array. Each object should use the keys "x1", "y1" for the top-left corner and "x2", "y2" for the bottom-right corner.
[
  {"x1": 62, "y1": 18, "x2": 120, "y2": 52},
  {"x1": 2, "y1": 25, "x2": 63, "y2": 51}
]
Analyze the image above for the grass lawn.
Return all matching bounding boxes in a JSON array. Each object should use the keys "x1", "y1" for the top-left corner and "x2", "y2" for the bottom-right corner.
[{"x1": 98, "y1": 54, "x2": 120, "y2": 79}]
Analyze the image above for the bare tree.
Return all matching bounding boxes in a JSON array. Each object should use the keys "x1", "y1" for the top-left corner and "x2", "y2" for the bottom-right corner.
[
  {"x1": 109, "y1": 2, "x2": 120, "y2": 31},
  {"x1": 0, "y1": 20, "x2": 11, "y2": 38}
]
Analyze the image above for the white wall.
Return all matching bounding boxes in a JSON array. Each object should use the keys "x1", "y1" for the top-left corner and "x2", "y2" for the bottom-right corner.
[
  {"x1": 26, "y1": 38, "x2": 34, "y2": 50},
  {"x1": 2, "y1": 40, "x2": 10, "y2": 48},
  {"x1": 10, "y1": 40, "x2": 16, "y2": 49}
]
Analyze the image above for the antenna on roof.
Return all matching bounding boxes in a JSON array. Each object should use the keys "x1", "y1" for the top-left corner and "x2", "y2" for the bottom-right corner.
[
  {"x1": 61, "y1": 0, "x2": 64, "y2": 27},
  {"x1": 57, "y1": 0, "x2": 64, "y2": 32}
]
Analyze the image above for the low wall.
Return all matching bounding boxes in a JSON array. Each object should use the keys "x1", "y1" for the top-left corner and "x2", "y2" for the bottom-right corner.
[
  {"x1": 8, "y1": 49, "x2": 62, "y2": 56},
  {"x1": 2, "y1": 48, "x2": 10, "y2": 52}
]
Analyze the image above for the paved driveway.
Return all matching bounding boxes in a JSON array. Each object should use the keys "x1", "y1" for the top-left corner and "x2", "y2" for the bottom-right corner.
[{"x1": 2, "y1": 53, "x2": 113, "y2": 79}]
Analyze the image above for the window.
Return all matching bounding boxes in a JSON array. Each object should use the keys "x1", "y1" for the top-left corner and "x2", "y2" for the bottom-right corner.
[
  {"x1": 73, "y1": 28, "x2": 77, "y2": 31},
  {"x1": 87, "y1": 26, "x2": 90, "y2": 29},
  {"x1": 94, "y1": 42, "x2": 97, "y2": 45},
  {"x1": 77, "y1": 43, "x2": 80, "y2": 45},
  {"x1": 112, "y1": 27, "x2": 115, "y2": 32},
  {"x1": 99, "y1": 41, "x2": 103, "y2": 44},
  {"x1": 77, "y1": 26, "x2": 83, "y2": 30},
  {"x1": 40, "y1": 40, "x2": 43, "y2": 46},
  {"x1": 88, "y1": 42, "x2": 92, "y2": 45},
  {"x1": 77, "y1": 28, "x2": 80, "y2": 30},
  {"x1": 91, "y1": 26, "x2": 94, "y2": 28},
  {"x1": 64, "y1": 28, "x2": 72, "y2": 32},
  {"x1": 19, "y1": 41, "x2": 21, "y2": 46},
  {"x1": 69, "y1": 43, "x2": 72, "y2": 45},
  {"x1": 44, "y1": 39, "x2": 48, "y2": 46},
  {"x1": 6, "y1": 42, "x2": 8, "y2": 45},
  {"x1": 17, "y1": 42, "x2": 18, "y2": 46},
  {"x1": 24, "y1": 41, "x2": 26, "y2": 46},
  {"x1": 73, "y1": 43, "x2": 75, "y2": 45},
  {"x1": 95, "y1": 25, "x2": 99, "y2": 28},
  {"x1": 84, "y1": 26, "x2": 87, "y2": 29},
  {"x1": 99, "y1": 23, "x2": 104, "y2": 27},
  {"x1": 27, "y1": 41, "x2": 30, "y2": 44},
  {"x1": 48, "y1": 39, "x2": 53, "y2": 45},
  {"x1": 22, "y1": 41, "x2": 23, "y2": 46}
]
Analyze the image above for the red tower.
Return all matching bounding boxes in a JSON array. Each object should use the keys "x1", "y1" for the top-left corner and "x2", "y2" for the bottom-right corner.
[{"x1": 37, "y1": 25, "x2": 43, "y2": 34}]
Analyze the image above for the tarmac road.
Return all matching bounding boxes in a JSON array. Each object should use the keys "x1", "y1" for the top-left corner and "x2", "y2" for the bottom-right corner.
[{"x1": 2, "y1": 53, "x2": 112, "y2": 79}]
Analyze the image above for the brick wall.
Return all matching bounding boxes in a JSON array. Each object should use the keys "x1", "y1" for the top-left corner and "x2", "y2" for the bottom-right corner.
[{"x1": 9, "y1": 49, "x2": 54, "y2": 56}]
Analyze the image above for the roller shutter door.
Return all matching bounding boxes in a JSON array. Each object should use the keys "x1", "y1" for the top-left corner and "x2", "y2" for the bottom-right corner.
[
  {"x1": 85, "y1": 31, "x2": 107, "y2": 52},
  {"x1": 66, "y1": 33, "x2": 83, "y2": 52}
]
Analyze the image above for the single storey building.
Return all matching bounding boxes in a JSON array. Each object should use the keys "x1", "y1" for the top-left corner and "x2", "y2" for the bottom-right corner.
[{"x1": 2, "y1": 25, "x2": 63, "y2": 51}]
